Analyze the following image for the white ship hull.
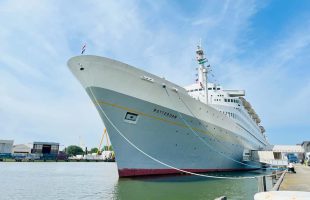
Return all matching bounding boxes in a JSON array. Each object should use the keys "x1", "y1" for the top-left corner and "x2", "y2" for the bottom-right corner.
[{"x1": 68, "y1": 55, "x2": 268, "y2": 177}]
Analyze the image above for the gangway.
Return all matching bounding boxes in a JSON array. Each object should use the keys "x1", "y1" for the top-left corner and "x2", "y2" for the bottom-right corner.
[{"x1": 243, "y1": 150, "x2": 288, "y2": 167}]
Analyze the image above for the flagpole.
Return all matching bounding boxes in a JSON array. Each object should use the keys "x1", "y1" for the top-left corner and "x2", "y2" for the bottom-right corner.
[{"x1": 81, "y1": 43, "x2": 87, "y2": 55}]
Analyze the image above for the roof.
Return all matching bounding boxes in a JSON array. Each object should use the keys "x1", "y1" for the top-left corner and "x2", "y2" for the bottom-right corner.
[
  {"x1": 0, "y1": 140, "x2": 14, "y2": 144},
  {"x1": 272, "y1": 145, "x2": 304, "y2": 153},
  {"x1": 33, "y1": 142, "x2": 59, "y2": 145}
]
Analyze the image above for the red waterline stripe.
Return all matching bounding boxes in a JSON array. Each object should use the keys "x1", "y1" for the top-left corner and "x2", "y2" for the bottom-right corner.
[{"x1": 118, "y1": 168, "x2": 258, "y2": 177}]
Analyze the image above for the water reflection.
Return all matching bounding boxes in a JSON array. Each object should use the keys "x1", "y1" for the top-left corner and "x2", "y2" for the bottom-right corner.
[
  {"x1": 0, "y1": 162, "x2": 274, "y2": 200},
  {"x1": 115, "y1": 170, "x2": 272, "y2": 200}
]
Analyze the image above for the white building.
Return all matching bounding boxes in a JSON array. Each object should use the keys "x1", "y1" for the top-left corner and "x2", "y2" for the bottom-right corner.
[
  {"x1": 0, "y1": 140, "x2": 14, "y2": 154},
  {"x1": 301, "y1": 141, "x2": 310, "y2": 153},
  {"x1": 12, "y1": 144, "x2": 32, "y2": 154}
]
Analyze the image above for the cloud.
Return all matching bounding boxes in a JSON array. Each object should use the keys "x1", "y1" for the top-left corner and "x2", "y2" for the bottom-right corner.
[
  {"x1": 218, "y1": 16, "x2": 310, "y2": 145},
  {"x1": 1, "y1": 0, "x2": 309, "y2": 147}
]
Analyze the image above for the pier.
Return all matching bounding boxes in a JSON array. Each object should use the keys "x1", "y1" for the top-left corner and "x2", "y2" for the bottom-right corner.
[
  {"x1": 254, "y1": 164, "x2": 310, "y2": 199},
  {"x1": 279, "y1": 164, "x2": 310, "y2": 191}
]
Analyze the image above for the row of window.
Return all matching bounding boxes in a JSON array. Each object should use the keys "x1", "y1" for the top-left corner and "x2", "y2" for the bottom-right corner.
[
  {"x1": 224, "y1": 98, "x2": 239, "y2": 103},
  {"x1": 219, "y1": 110, "x2": 237, "y2": 119},
  {"x1": 208, "y1": 87, "x2": 221, "y2": 90},
  {"x1": 187, "y1": 87, "x2": 221, "y2": 92}
]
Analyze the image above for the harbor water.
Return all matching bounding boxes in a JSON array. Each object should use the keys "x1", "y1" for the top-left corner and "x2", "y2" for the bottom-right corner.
[{"x1": 0, "y1": 162, "x2": 271, "y2": 200}]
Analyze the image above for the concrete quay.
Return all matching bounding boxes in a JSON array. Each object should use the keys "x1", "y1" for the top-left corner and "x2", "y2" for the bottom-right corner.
[
  {"x1": 254, "y1": 164, "x2": 310, "y2": 199},
  {"x1": 279, "y1": 164, "x2": 310, "y2": 191}
]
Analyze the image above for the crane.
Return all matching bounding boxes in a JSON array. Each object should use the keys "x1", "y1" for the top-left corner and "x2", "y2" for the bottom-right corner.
[{"x1": 97, "y1": 128, "x2": 110, "y2": 155}]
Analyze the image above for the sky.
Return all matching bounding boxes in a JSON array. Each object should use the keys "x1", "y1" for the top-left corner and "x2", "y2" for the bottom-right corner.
[{"x1": 1, "y1": 0, "x2": 310, "y2": 149}]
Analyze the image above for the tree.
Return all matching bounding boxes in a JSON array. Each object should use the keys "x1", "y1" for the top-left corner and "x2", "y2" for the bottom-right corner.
[
  {"x1": 66, "y1": 145, "x2": 84, "y2": 156},
  {"x1": 90, "y1": 147, "x2": 98, "y2": 154},
  {"x1": 102, "y1": 145, "x2": 113, "y2": 151}
]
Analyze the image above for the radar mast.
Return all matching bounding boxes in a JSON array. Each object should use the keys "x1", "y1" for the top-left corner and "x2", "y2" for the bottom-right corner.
[{"x1": 196, "y1": 44, "x2": 209, "y2": 104}]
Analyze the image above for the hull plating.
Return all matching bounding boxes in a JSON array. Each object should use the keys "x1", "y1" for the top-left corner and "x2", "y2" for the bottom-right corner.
[{"x1": 86, "y1": 87, "x2": 260, "y2": 177}]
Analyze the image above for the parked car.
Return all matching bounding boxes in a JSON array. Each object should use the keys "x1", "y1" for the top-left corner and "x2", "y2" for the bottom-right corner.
[{"x1": 287, "y1": 154, "x2": 298, "y2": 163}]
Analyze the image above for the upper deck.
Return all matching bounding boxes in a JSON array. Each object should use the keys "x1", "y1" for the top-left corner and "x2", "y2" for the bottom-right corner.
[{"x1": 184, "y1": 82, "x2": 266, "y2": 139}]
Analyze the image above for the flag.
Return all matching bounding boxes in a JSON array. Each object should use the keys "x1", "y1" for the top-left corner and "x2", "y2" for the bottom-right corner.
[{"x1": 200, "y1": 82, "x2": 204, "y2": 88}]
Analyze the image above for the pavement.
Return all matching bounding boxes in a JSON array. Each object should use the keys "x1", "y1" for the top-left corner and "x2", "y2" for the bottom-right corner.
[{"x1": 279, "y1": 164, "x2": 310, "y2": 191}]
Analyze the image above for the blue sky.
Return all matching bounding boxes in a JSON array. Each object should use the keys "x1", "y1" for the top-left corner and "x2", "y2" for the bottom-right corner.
[{"x1": 1, "y1": 0, "x2": 309, "y2": 148}]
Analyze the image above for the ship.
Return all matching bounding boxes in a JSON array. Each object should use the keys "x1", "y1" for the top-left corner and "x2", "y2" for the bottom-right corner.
[{"x1": 67, "y1": 45, "x2": 269, "y2": 177}]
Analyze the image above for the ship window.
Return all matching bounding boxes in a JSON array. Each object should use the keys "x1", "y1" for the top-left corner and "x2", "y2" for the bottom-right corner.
[
  {"x1": 195, "y1": 89, "x2": 198, "y2": 91},
  {"x1": 208, "y1": 88, "x2": 212, "y2": 90},
  {"x1": 217, "y1": 88, "x2": 220, "y2": 90},
  {"x1": 213, "y1": 87, "x2": 216, "y2": 90},
  {"x1": 224, "y1": 99, "x2": 227, "y2": 102},
  {"x1": 199, "y1": 89, "x2": 202, "y2": 91}
]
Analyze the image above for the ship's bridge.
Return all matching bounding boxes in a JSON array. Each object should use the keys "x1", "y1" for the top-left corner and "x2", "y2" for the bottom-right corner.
[{"x1": 184, "y1": 82, "x2": 244, "y2": 106}]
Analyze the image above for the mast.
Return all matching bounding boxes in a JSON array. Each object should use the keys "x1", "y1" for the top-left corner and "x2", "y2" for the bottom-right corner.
[{"x1": 196, "y1": 44, "x2": 209, "y2": 104}]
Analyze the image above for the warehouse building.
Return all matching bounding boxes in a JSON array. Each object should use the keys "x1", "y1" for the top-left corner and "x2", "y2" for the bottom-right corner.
[
  {"x1": 31, "y1": 142, "x2": 59, "y2": 155},
  {"x1": 12, "y1": 144, "x2": 32, "y2": 154},
  {"x1": 0, "y1": 140, "x2": 14, "y2": 154}
]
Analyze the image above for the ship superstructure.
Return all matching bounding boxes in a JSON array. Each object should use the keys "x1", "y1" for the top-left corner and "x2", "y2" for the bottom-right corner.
[
  {"x1": 185, "y1": 45, "x2": 267, "y2": 145},
  {"x1": 68, "y1": 44, "x2": 269, "y2": 177}
]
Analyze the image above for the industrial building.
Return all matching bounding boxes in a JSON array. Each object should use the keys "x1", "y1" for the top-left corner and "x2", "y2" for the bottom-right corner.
[
  {"x1": 0, "y1": 140, "x2": 14, "y2": 154},
  {"x1": 12, "y1": 144, "x2": 32, "y2": 154},
  {"x1": 31, "y1": 142, "x2": 59, "y2": 155}
]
